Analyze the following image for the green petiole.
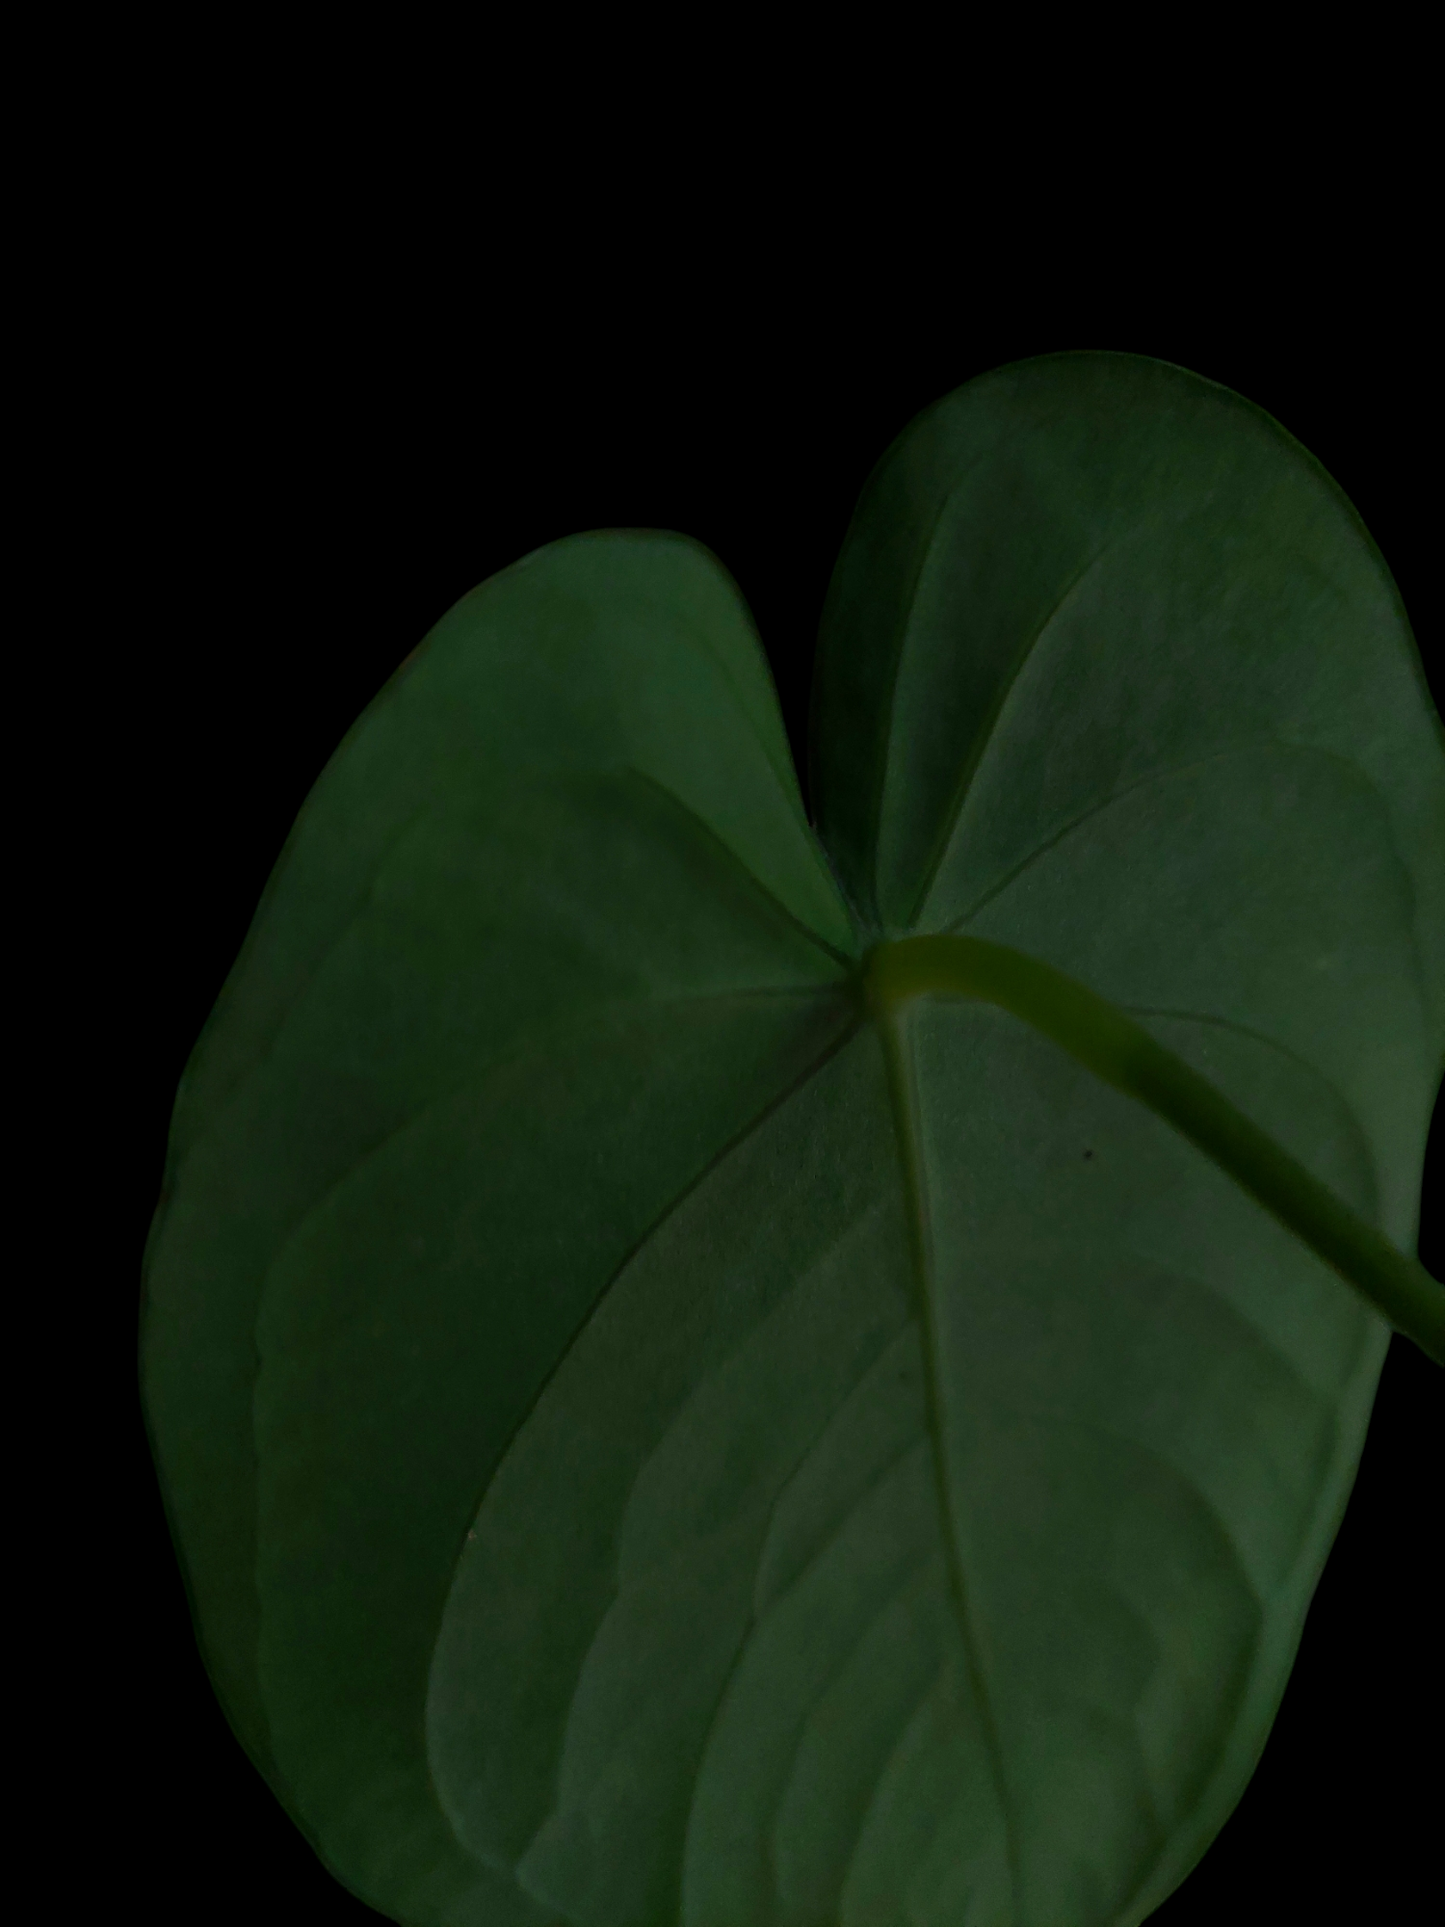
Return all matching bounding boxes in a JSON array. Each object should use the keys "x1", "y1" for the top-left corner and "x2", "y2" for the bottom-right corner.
[{"x1": 863, "y1": 934, "x2": 1445, "y2": 1367}]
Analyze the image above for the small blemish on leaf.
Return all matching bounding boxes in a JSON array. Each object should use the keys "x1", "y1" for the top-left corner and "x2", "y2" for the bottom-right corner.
[{"x1": 1083, "y1": 1149, "x2": 1094, "y2": 1159}]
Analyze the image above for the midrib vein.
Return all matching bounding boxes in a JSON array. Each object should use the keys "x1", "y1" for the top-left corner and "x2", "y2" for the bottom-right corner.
[{"x1": 874, "y1": 997, "x2": 1019, "y2": 1915}]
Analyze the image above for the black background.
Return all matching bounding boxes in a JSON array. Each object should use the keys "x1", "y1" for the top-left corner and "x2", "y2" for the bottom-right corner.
[{"x1": 117, "y1": 271, "x2": 1440, "y2": 1925}]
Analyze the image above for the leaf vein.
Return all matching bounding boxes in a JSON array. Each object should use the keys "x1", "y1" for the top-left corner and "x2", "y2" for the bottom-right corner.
[
  {"x1": 908, "y1": 525, "x2": 1144, "y2": 929},
  {"x1": 837, "y1": 1661, "x2": 948, "y2": 1910},
  {"x1": 766, "y1": 1553, "x2": 937, "y2": 1912},
  {"x1": 880, "y1": 1002, "x2": 1019, "y2": 1914}
]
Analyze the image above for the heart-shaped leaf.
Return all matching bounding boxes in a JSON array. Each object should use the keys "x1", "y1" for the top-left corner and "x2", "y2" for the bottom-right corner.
[{"x1": 141, "y1": 352, "x2": 1444, "y2": 1926}]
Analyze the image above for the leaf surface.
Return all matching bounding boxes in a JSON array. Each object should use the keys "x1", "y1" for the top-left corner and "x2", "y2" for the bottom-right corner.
[{"x1": 141, "y1": 356, "x2": 1444, "y2": 1925}]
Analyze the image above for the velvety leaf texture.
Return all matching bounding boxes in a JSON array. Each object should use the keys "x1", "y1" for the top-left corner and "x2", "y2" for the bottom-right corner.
[{"x1": 141, "y1": 353, "x2": 1445, "y2": 1927}]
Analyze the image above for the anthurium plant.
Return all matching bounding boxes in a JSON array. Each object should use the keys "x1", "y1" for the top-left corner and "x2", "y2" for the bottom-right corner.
[{"x1": 141, "y1": 351, "x2": 1444, "y2": 1927}]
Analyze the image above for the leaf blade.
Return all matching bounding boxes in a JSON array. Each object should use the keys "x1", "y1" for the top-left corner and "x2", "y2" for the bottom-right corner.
[{"x1": 141, "y1": 533, "x2": 856, "y2": 1922}]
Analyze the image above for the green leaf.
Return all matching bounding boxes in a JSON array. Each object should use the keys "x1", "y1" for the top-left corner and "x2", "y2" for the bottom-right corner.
[{"x1": 141, "y1": 353, "x2": 1444, "y2": 1926}]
